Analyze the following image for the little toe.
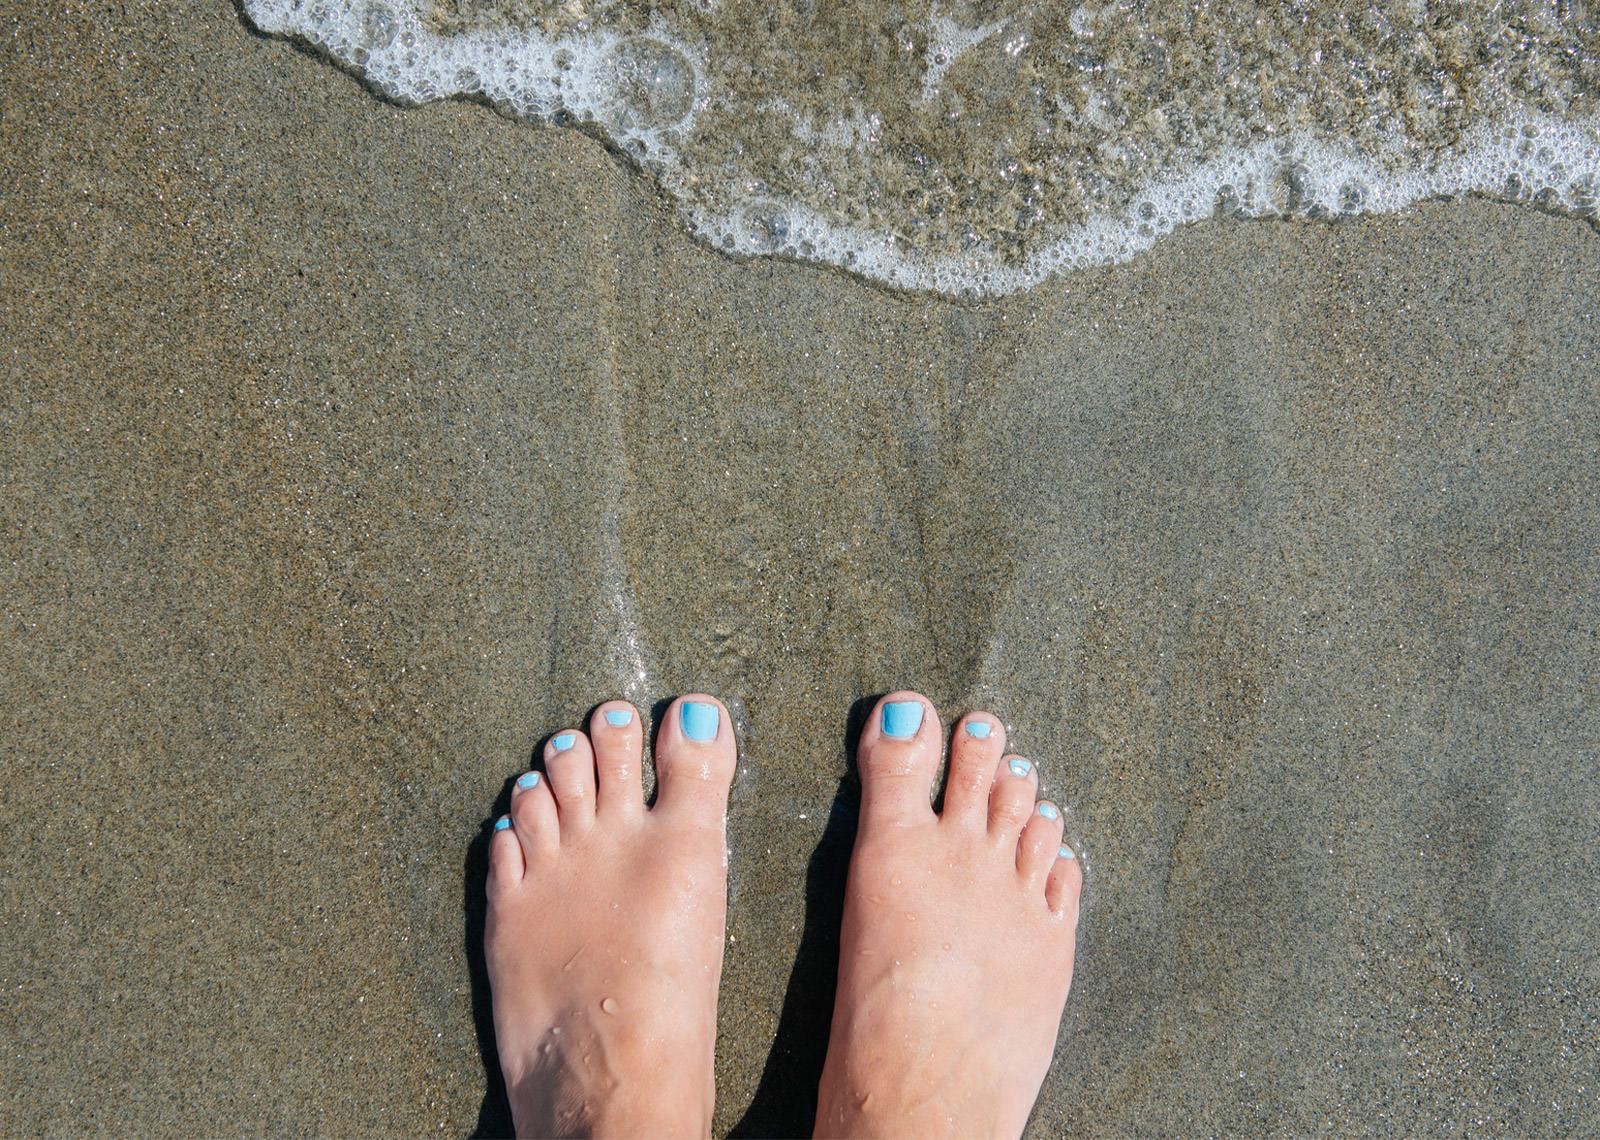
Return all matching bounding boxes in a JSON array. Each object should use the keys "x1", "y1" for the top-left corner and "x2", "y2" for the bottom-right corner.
[
  {"x1": 1046, "y1": 844, "x2": 1084, "y2": 922},
  {"x1": 1017, "y1": 801, "x2": 1065, "y2": 884},
  {"x1": 940, "y1": 712, "x2": 1006, "y2": 827},
  {"x1": 988, "y1": 753, "x2": 1040, "y2": 841},
  {"x1": 589, "y1": 701, "x2": 644, "y2": 820},
  {"x1": 855, "y1": 691, "x2": 942, "y2": 829},
  {"x1": 486, "y1": 814, "x2": 524, "y2": 897},
  {"x1": 651, "y1": 694, "x2": 738, "y2": 826},
  {"x1": 543, "y1": 728, "x2": 597, "y2": 837}
]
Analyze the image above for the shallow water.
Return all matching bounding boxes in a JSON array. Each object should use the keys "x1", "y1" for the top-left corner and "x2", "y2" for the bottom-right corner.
[{"x1": 247, "y1": 0, "x2": 1600, "y2": 291}]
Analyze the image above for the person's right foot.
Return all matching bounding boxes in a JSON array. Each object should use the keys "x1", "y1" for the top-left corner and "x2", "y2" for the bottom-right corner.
[{"x1": 815, "y1": 692, "x2": 1082, "y2": 1139}]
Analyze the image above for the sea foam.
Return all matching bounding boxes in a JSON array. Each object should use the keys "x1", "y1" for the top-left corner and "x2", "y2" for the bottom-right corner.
[{"x1": 244, "y1": 0, "x2": 1600, "y2": 296}]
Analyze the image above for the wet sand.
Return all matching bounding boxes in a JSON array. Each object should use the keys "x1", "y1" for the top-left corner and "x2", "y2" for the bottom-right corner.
[{"x1": 3, "y1": 2, "x2": 1598, "y2": 1135}]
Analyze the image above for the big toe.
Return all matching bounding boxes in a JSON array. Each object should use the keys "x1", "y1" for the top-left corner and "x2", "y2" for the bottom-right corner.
[
  {"x1": 651, "y1": 694, "x2": 738, "y2": 826},
  {"x1": 855, "y1": 691, "x2": 941, "y2": 828}
]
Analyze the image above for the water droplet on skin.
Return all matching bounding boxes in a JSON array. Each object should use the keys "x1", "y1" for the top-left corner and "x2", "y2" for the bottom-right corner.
[
  {"x1": 942, "y1": 942, "x2": 952, "y2": 952},
  {"x1": 601, "y1": 997, "x2": 619, "y2": 1014}
]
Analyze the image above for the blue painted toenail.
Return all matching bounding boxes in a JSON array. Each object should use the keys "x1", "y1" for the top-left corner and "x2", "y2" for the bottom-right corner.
[
  {"x1": 1038, "y1": 802, "x2": 1060, "y2": 821},
  {"x1": 604, "y1": 709, "x2": 633, "y2": 727},
  {"x1": 964, "y1": 721, "x2": 992, "y2": 739},
  {"x1": 681, "y1": 701, "x2": 719, "y2": 741},
  {"x1": 1009, "y1": 758, "x2": 1033, "y2": 777},
  {"x1": 552, "y1": 733, "x2": 577, "y2": 752},
  {"x1": 494, "y1": 816, "x2": 512, "y2": 831},
  {"x1": 881, "y1": 701, "x2": 923, "y2": 739},
  {"x1": 517, "y1": 771, "x2": 540, "y2": 790},
  {"x1": 1058, "y1": 844, "x2": 1076, "y2": 860}
]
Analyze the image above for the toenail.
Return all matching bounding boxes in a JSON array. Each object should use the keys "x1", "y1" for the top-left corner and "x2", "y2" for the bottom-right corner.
[
  {"x1": 517, "y1": 771, "x2": 540, "y2": 790},
  {"x1": 1058, "y1": 844, "x2": 1076, "y2": 860},
  {"x1": 964, "y1": 720, "x2": 992, "y2": 739},
  {"x1": 604, "y1": 709, "x2": 633, "y2": 727},
  {"x1": 551, "y1": 733, "x2": 577, "y2": 752},
  {"x1": 881, "y1": 701, "x2": 924, "y2": 739},
  {"x1": 1037, "y1": 802, "x2": 1060, "y2": 821},
  {"x1": 1009, "y1": 758, "x2": 1033, "y2": 778},
  {"x1": 493, "y1": 816, "x2": 512, "y2": 831},
  {"x1": 681, "y1": 701, "x2": 719, "y2": 741}
]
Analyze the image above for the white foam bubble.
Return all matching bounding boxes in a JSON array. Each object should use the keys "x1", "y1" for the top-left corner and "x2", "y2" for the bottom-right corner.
[
  {"x1": 684, "y1": 114, "x2": 1600, "y2": 295},
  {"x1": 246, "y1": 0, "x2": 707, "y2": 170},
  {"x1": 919, "y1": 8, "x2": 1004, "y2": 103},
  {"x1": 244, "y1": 0, "x2": 1600, "y2": 298}
]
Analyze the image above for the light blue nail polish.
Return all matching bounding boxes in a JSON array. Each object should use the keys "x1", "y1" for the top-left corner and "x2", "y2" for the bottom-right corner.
[
  {"x1": 1038, "y1": 802, "x2": 1060, "y2": 821},
  {"x1": 517, "y1": 771, "x2": 540, "y2": 790},
  {"x1": 682, "y1": 701, "x2": 719, "y2": 741},
  {"x1": 551, "y1": 733, "x2": 577, "y2": 752},
  {"x1": 881, "y1": 701, "x2": 924, "y2": 739},
  {"x1": 494, "y1": 816, "x2": 512, "y2": 831},
  {"x1": 1009, "y1": 758, "x2": 1033, "y2": 777},
  {"x1": 604, "y1": 709, "x2": 633, "y2": 727},
  {"x1": 1058, "y1": 844, "x2": 1076, "y2": 860},
  {"x1": 964, "y1": 721, "x2": 992, "y2": 739}
]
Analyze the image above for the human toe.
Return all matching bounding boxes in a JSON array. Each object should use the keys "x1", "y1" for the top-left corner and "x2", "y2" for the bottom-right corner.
[
  {"x1": 651, "y1": 694, "x2": 738, "y2": 824},
  {"x1": 486, "y1": 812, "x2": 525, "y2": 895},
  {"x1": 507, "y1": 768, "x2": 561, "y2": 861},
  {"x1": 1046, "y1": 843, "x2": 1084, "y2": 922},
  {"x1": 987, "y1": 753, "x2": 1040, "y2": 840},
  {"x1": 855, "y1": 691, "x2": 942, "y2": 828},
  {"x1": 589, "y1": 700, "x2": 644, "y2": 820},
  {"x1": 1017, "y1": 800, "x2": 1065, "y2": 883},
  {"x1": 543, "y1": 728, "x2": 597, "y2": 837},
  {"x1": 940, "y1": 711, "x2": 1006, "y2": 826}
]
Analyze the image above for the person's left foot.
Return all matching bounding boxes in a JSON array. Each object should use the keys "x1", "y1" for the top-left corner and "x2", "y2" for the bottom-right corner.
[{"x1": 485, "y1": 695, "x2": 738, "y2": 1138}]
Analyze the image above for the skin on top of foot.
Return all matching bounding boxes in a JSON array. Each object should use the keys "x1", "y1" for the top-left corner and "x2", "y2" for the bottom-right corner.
[
  {"x1": 484, "y1": 694, "x2": 738, "y2": 1139},
  {"x1": 814, "y1": 691, "x2": 1082, "y2": 1139}
]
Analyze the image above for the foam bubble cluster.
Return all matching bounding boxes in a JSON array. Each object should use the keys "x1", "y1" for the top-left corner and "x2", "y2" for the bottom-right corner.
[{"x1": 244, "y1": 0, "x2": 1600, "y2": 296}]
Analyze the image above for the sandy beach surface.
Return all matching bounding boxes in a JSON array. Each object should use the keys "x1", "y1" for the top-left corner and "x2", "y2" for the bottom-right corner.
[{"x1": 4, "y1": 2, "x2": 1598, "y2": 1135}]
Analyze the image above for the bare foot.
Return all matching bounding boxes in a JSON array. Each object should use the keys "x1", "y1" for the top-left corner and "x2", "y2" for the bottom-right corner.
[
  {"x1": 485, "y1": 695, "x2": 738, "y2": 1138},
  {"x1": 815, "y1": 692, "x2": 1082, "y2": 1139}
]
